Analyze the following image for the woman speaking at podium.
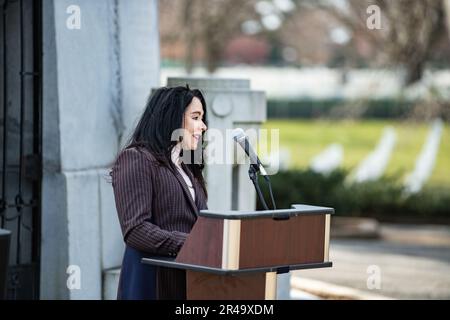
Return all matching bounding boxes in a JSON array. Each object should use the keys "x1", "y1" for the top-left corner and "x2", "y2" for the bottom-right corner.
[{"x1": 110, "y1": 86, "x2": 208, "y2": 299}]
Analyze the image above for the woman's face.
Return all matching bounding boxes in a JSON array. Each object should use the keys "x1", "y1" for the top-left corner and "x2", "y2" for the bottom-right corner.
[{"x1": 182, "y1": 97, "x2": 207, "y2": 150}]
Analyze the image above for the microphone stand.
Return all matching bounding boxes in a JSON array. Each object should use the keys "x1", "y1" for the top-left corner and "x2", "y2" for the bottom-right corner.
[
  {"x1": 248, "y1": 165, "x2": 269, "y2": 210},
  {"x1": 239, "y1": 135, "x2": 277, "y2": 210},
  {"x1": 248, "y1": 164, "x2": 277, "y2": 211},
  {"x1": 263, "y1": 174, "x2": 277, "y2": 210}
]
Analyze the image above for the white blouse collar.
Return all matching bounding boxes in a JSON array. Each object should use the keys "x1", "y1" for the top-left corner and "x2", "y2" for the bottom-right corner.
[{"x1": 170, "y1": 142, "x2": 183, "y2": 167}]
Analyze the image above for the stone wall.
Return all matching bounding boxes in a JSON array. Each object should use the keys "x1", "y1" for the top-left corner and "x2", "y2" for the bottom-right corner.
[{"x1": 41, "y1": 0, "x2": 160, "y2": 299}]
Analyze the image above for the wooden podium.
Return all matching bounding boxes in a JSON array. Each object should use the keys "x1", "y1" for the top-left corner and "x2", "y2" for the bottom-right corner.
[{"x1": 142, "y1": 204, "x2": 333, "y2": 300}]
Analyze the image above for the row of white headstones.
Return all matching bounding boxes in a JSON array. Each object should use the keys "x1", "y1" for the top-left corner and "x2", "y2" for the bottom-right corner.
[{"x1": 263, "y1": 119, "x2": 444, "y2": 193}]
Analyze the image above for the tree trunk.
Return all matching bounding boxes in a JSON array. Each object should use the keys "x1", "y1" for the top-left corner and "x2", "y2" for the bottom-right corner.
[
  {"x1": 405, "y1": 60, "x2": 424, "y2": 85},
  {"x1": 183, "y1": 0, "x2": 195, "y2": 74},
  {"x1": 444, "y1": 0, "x2": 450, "y2": 39}
]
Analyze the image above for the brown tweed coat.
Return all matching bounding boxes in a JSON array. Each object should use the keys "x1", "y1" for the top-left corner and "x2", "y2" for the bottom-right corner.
[{"x1": 111, "y1": 146, "x2": 208, "y2": 299}]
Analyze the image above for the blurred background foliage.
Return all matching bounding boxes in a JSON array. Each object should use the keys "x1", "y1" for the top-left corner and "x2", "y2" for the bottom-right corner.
[
  {"x1": 160, "y1": 0, "x2": 450, "y2": 83},
  {"x1": 257, "y1": 169, "x2": 450, "y2": 221}
]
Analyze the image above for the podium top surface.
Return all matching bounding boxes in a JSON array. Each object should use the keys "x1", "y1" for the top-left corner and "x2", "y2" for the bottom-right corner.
[
  {"x1": 141, "y1": 256, "x2": 332, "y2": 275},
  {"x1": 199, "y1": 204, "x2": 334, "y2": 220}
]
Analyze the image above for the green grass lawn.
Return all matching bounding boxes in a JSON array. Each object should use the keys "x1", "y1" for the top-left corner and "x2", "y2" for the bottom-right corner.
[{"x1": 261, "y1": 119, "x2": 450, "y2": 188}]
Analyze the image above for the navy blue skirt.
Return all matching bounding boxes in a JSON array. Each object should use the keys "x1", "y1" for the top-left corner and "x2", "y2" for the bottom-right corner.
[{"x1": 117, "y1": 246, "x2": 157, "y2": 300}]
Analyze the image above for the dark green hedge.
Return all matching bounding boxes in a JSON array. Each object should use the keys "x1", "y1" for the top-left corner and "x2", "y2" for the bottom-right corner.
[
  {"x1": 257, "y1": 169, "x2": 450, "y2": 222},
  {"x1": 267, "y1": 98, "x2": 415, "y2": 119}
]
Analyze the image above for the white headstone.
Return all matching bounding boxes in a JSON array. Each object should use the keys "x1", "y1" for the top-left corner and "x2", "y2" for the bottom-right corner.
[
  {"x1": 310, "y1": 143, "x2": 344, "y2": 174},
  {"x1": 352, "y1": 127, "x2": 397, "y2": 183},
  {"x1": 404, "y1": 119, "x2": 444, "y2": 193},
  {"x1": 261, "y1": 147, "x2": 290, "y2": 173}
]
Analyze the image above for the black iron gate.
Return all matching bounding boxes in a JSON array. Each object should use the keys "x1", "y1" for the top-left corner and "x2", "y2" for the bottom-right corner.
[{"x1": 0, "y1": 0, "x2": 42, "y2": 300}]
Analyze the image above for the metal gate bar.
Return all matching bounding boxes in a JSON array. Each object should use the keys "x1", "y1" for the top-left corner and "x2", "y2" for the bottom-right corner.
[{"x1": 0, "y1": 0, "x2": 42, "y2": 300}]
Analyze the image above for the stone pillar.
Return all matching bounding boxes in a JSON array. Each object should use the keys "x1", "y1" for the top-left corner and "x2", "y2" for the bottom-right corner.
[
  {"x1": 41, "y1": 0, "x2": 160, "y2": 299},
  {"x1": 166, "y1": 77, "x2": 266, "y2": 211}
]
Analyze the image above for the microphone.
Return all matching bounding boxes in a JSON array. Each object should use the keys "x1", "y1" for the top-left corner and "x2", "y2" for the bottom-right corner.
[{"x1": 232, "y1": 128, "x2": 268, "y2": 176}]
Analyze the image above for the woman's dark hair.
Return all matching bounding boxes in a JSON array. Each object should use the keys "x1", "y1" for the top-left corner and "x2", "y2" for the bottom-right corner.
[{"x1": 125, "y1": 85, "x2": 208, "y2": 197}]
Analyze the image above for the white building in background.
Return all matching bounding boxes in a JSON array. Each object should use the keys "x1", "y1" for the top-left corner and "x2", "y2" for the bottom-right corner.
[{"x1": 161, "y1": 66, "x2": 450, "y2": 100}]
